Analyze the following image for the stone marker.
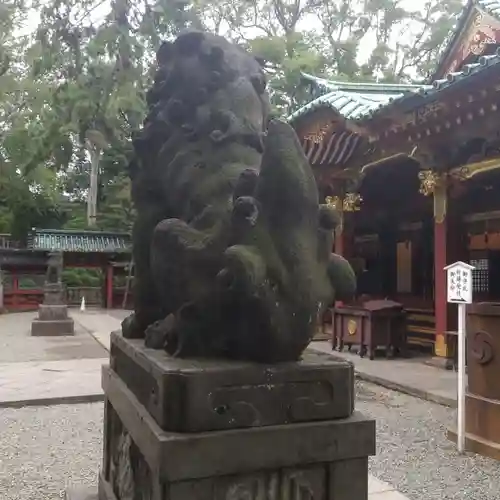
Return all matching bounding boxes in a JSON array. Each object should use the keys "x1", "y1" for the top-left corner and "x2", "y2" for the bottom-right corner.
[
  {"x1": 66, "y1": 30, "x2": 374, "y2": 500},
  {"x1": 31, "y1": 251, "x2": 74, "y2": 336}
]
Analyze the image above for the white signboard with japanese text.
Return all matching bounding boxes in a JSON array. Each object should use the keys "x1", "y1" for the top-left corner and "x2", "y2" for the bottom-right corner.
[
  {"x1": 444, "y1": 261, "x2": 475, "y2": 454},
  {"x1": 445, "y1": 261, "x2": 474, "y2": 304}
]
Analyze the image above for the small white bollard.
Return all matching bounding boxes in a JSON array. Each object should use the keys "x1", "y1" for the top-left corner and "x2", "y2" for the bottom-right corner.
[{"x1": 80, "y1": 296, "x2": 86, "y2": 312}]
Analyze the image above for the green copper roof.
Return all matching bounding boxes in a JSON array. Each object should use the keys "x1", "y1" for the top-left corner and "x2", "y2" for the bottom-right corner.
[
  {"x1": 289, "y1": 49, "x2": 500, "y2": 123},
  {"x1": 28, "y1": 229, "x2": 131, "y2": 253},
  {"x1": 480, "y1": 0, "x2": 500, "y2": 16},
  {"x1": 288, "y1": 74, "x2": 428, "y2": 123},
  {"x1": 299, "y1": 73, "x2": 427, "y2": 96}
]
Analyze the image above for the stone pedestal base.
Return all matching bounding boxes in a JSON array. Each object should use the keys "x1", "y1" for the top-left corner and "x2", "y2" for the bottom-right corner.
[
  {"x1": 88, "y1": 333, "x2": 375, "y2": 500},
  {"x1": 65, "y1": 487, "x2": 98, "y2": 500},
  {"x1": 31, "y1": 318, "x2": 75, "y2": 336},
  {"x1": 31, "y1": 303, "x2": 74, "y2": 337},
  {"x1": 424, "y1": 356, "x2": 456, "y2": 371},
  {"x1": 43, "y1": 282, "x2": 66, "y2": 305}
]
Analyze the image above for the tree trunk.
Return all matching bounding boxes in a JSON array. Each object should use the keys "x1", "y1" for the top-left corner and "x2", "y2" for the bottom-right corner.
[{"x1": 87, "y1": 146, "x2": 101, "y2": 227}]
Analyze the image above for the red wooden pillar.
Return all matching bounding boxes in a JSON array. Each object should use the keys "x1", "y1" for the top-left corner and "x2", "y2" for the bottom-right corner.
[
  {"x1": 433, "y1": 178, "x2": 467, "y2": 363},
  {"x1": 433, "y1": 193, "x2": 448, "y2": 358},
  {"x1": 334, "y1": 216, "x2": 345, "y2": 308},
  {"x1": 334, "y1": 210, "x2": 355, "y2": 305},
  {"x1": 106, "y1": 264, "x2": 114, "y2": 309},
  {"x1": 335, "y1": 210, "x2": 354, "y2": 257},
  {"x1": 335, "y1": 217, "x2": 344, "y2": 256},
  {"x1": 13, "y1": 274, "x2": 18, "y2": 310}
]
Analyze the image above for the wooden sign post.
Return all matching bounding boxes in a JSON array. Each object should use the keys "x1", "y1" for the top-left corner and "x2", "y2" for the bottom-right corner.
[{"x1": 444, "y1": 261, "x2": 475, "y2": 454}]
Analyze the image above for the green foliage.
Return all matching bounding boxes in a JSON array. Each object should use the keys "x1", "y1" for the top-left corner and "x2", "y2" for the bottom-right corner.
[
  {"x1": 0, "y1": 0, "x2": 465, "y2": 238},
  {"x1": 62, "y1": 267, "x2": 102, "y2": 287},
  {"x1": 0, "y1": 161, "x2": 63, "y2": 241}
]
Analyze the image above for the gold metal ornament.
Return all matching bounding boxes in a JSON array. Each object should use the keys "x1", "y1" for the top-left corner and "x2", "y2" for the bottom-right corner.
[
  {"x1": 304, "y1": 123, "x2": 331, "y2": 144},
  {"x1": 347, "y1": 319, "x2": 357, "y2": 336},
  {"x1": 343, "y1": 192, "x2": 362, "y2": 212},
  {"x1": 325, "y1": 195, "x2": 341, "y2": 210},
  {"x1": 418, "y1": 170, "x2": 442, "y2": 196},
  {"x1": 325, "y1": 193, "x2": 362, "y2": 212}
]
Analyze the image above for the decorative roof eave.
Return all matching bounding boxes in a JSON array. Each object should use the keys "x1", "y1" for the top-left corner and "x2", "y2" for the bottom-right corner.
[
  {"x1": 342, "y1": 98, "x2": 500, "y2": 173},
  {"x1": 299, "y1": 72, "x2": 425, "y2": 94},
  {"x1": 359, "y1": 153, "x2": 414, "y2": 175},
  {"x1": 289, "y1": 95, "x2": 388, "y2": 139},
  {"x1": 289, "y1": 83, "x2": 431, "y2": 129},
  {"x1": 432, "y1": 0, "x2": 476, "y2": 80},
  {"x1": 300, "y1": 128, "x2": 365, "y2": 168},
  {"x1": 28, "y1": 228, "x2": 132, "y2": 254},
  {"x1": 290, "y1": 45, "x2": 500, "y2": 130},
  {"x1": 0, "y1": 248, "x2": 48, "y2": 268},
  {"x1": 481, "y1": 0, "x2": 500, "y2": 18},
  {"x1": 31, "y1": 228, "x2": 131, "y2": 237},
  {"x1": 288, "y1": 93, "x2": 345, "y2": 124},
  {"x1": 433, "y1": 0, "x2": 500, "y2": 80},
  {"x1": 451, "y1": 156, "x2": 500, "y2": 179},
  {"x1": 353, "y1": 49, "x2": 500, "y2": 125}
]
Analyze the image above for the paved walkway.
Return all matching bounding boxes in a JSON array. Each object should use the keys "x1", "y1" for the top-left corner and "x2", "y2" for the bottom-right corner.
[
  {"x1": 70, "y1": 309, "x2": 128, "y2": 351},
  {"x1": 0, "y1": 310, "x2": 458, "y2": 409},
  {"x1": 309, "y1": 341, "x2": 457, "y2": 407},
  {"x1": 368, "y1": 476, "x2": 408, "y2": 499},
  {"x1": 0, "y1": 310, "x2": 111, "y2": 408},
  {"x1": 0, "y1": 309, "x2": 421, "y2": 500},
  {"x1": 0, "y1": 311, "x2": 107, "y2": 362},
  {"x1": 0, "y1": 358, "x2": 105, "y2": 407}
]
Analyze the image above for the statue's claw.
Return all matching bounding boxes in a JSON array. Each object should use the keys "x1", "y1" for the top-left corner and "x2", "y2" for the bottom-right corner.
[{"x1": 122, "y1": 314, "x2": 144, "y2": 339}]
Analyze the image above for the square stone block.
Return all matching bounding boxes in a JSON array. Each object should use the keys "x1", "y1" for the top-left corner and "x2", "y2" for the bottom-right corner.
[
  {"x1": 65, "y1": 487, "x2": 98, "y2": 500},
  {"x1": 38, "y1": 304, "x2": 69, "y2": 321},
  {"x1": 43, "y1": 283, "x2": 65, "y2": 305},
  {"x1": 109, "y1": 332, "x2": 355, "y2": 432},
  {"x1": 31, "y1": 318, "x2": 75, "y2": 336},
  {"x1": 98, "y1": 364, "x2": 375, "y2": 500}
]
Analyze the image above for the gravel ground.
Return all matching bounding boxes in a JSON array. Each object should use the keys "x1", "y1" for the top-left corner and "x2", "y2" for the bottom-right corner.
[
  {"x1": 357, "y1": 381, "x2": 500, "y2": 500},
  {"x1": 1, "y1": 382, "x2": 500, "y2": 500},
  {"x1": 0, "y1": 404, "x2": 103, "y2": 500}
]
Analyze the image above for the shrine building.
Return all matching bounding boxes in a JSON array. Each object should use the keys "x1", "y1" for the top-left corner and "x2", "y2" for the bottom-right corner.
[
  {"x1": 289, "y1": 0, "x2": 500, "y2": 367},
  {"x1": 0, "y1": 229, "x2": 132, "y2": 311}
]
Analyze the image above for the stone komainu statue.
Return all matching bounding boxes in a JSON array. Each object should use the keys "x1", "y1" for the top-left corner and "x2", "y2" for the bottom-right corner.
[
  {"x1": 46, "y1": 251, "x2": 63, "y2": 284},
  {"x1": 122, "y1": 31, "x2": 356, "y2": 362}
]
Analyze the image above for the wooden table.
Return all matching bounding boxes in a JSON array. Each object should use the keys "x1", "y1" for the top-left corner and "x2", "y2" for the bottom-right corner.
[{"x1": 332, "y1": 300, "x2": 407, "y2": 360}]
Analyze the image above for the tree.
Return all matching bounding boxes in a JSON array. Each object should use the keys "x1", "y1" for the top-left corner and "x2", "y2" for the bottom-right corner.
[
  {"x1": 0, "y1": 0, "x2": 466, "y2": 239},
  {"x1": 313, "y1": 0, "x2": 463, "y2": 82},
  {"x1": 181, "y1": 0, "x2": 463, "y2": 110},
  {"x1": 0, "y1": 161, "x2": 63, "y2": 241},
  {"x1": 190, "y1": 1, "x2": 328, "y2": 114},
  {"x1": 13, "y1": 0, "x2": 196, "y2": 229},
  {"x1": 22, "y1": 0, "x2": 144, "y2": 226}
]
